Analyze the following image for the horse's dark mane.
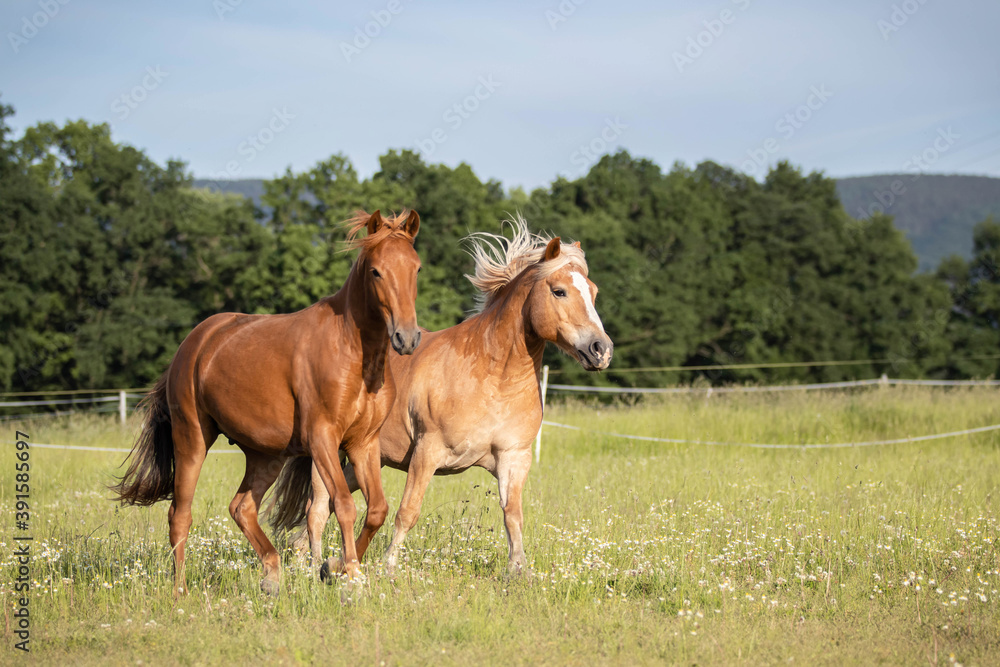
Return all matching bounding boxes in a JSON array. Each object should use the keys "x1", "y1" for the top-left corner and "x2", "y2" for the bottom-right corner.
[{"x1": 341, "y1": 210, "x2": 417, "y2": 253}]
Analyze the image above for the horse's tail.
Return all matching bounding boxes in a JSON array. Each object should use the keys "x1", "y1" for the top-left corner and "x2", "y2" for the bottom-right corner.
[
  {"x1": 268, "y1": 456, "x2": 313, "y2": 536},
  {"x1": 112, "y1": 375, "x2": 175, "y2": 505}
]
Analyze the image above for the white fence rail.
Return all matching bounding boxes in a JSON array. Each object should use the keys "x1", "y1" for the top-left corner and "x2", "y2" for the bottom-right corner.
[
  {"x1": 0, "y1": 391, "x2": 145, "y2": 425},
  {"x1": 540, "y1": 420, "x2": 1000, "y2": 450}
]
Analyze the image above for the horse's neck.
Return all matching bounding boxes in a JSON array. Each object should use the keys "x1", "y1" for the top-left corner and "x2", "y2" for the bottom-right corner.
[
  {"x1": 327, "y1": 266, "x2": 390, "y2": 390},
  {"x1": 473, "y1": 276, "x2": 545, "y2": 380}
]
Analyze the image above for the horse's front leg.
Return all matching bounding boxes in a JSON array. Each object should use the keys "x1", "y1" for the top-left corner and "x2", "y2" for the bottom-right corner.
[
  {"x1": 308, "y1": 431, "x2": 362, "y2": 581},
  {"x1": 346, "y1": 436, "x2": 388, "y2": 562},
  {"x1": 495, "y1": 448, "x2": 533, "y2": 575}
]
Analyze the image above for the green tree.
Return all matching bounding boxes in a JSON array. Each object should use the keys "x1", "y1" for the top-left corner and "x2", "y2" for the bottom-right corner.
[{"x1": 935, "y1": 219, "x2": 1000, "y2": 378}]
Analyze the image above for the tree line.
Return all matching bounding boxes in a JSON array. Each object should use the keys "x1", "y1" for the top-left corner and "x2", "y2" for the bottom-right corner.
[{"x1": 2, "y1": 100, "x2": 999, "y2": 392}]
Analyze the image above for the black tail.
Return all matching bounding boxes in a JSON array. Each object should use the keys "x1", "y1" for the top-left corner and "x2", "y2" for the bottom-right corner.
[
  {"x1": 267, "y1": 456, "x2": 314, "y2": 536},
  {"x1": 112, "y1": 375, "x2": 174, "y2": 505}
]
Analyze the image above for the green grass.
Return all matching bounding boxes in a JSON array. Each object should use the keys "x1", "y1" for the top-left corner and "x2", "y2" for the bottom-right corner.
[{"x1": 2, "y1": 386, "x2": 999, "y2": 665}]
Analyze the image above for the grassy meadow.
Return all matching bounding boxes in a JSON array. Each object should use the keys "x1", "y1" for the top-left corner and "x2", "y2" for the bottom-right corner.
[{"x1": 2, "y1": 385, "x2": 999, "y2": 665}]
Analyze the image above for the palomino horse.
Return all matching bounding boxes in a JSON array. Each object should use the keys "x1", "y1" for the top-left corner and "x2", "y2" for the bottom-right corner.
[
  {"x1": 270, "y1": 216, "x2": 612, "y2": 576},
  {"x1": 113, "y1": 210, "x2": 422, "y2": 595}
]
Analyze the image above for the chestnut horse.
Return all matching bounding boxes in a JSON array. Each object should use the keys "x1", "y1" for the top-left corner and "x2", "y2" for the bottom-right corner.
[
  {"x1": 113, "y1": 209, "x2": 422, "y2": 595},
  {"x1": 270, "y1": 216, "x2": 612, "y2": 577}
]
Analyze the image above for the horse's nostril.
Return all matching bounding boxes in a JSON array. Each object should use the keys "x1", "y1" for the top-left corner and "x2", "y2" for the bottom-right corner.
[
  {"x1": 591, "y1": 340, "x2": 604, "y2": 357},
  {"x1": 392, "y1": 331, "x2": 404, "y2": 349}
]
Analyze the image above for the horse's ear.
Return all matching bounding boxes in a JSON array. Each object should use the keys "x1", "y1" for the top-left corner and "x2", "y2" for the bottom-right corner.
[
  {"x1": 402, "y1": 210, "x2": 420, "y2": 239},
  {"x1": 366, "y1": 210, "x2": 385, "y2": 236},
  {"x1": 543, "y1": 237, "x2": 561, "y2": 262},
  {"x1": 572, "y1": 241, "x2": 581, "y2": 249}
]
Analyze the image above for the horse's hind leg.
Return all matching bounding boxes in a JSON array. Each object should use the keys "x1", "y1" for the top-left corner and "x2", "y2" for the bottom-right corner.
[
  {"x1": 229, "y1": 451, "x2": 286, "y2": 596},
  {"x1": 344, "y1": 439, "x2": 387, "y2": 564},
  {"x1": 300, "y1": 463, "x2": 333, "y2": 567},
  {"x1": 169, "y1": 414, "x2": 215, "y2": 596},
  {"x1": 304, "y1": 458, "x2": 361, "y2": 573}
]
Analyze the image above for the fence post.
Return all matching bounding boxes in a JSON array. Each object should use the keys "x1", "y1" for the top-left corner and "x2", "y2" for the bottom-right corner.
[
  {"x1": 119, "y1": 390, "x2": 127, "y2": 427},
  {"x1": 534, "y1": 365, "x2": 549, "y2": 464}
]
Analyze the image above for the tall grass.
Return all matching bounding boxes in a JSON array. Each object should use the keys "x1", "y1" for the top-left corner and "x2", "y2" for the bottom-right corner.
[{"x1": 1, "y1": 386, "x2": 998, "y2": 665}]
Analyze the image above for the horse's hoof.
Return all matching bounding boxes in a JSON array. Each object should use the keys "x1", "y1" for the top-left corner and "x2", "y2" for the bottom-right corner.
[
  {"x1": 506, "y1": 562, "x2": 532, "y2": 579},
  {"x1": 260, "y1": 576, "x2": 280, "y2": 597},
  {"x1": 290, "y1": 528, "x2": 310, "y2": 554},
  {"x1": 383, "y1": 554, "x2": 398, "y2": 578},
  {"x1": 340, "y1": 582, "x2": 361, "y2": 605},
  {"x1": 319, "y1": 556, "x2": 342, "y2": 585},
  {"x1": 339, "y1": 572, "x2": 367, "y2": 605}
]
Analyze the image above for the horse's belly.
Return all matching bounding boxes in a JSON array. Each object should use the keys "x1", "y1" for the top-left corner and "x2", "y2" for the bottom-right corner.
[
  {"x1": 439, "y1": 438, "x2": 488, "y2": 471},
  {"x1": 204, "y1": 385, "x2": 296, "y2": 452}
]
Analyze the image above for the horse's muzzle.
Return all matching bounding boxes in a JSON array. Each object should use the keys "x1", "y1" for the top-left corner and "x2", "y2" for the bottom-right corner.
[
  {"x1": 577, "y1": 336, "x2": 613, "y2": 371},
  {"x1": 391, "y1": 328, "x2": 421, "y2": 355}
]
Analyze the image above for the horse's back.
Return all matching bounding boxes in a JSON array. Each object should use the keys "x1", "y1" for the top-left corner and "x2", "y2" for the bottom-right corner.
[{"x1": 167, "y1": 308, "x2": 325, "y2": 453}]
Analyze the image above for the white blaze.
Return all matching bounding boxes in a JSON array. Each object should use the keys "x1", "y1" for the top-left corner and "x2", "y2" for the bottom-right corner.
[{"x1": 570, "y1": 271, "x2": 604, "y2": 332}]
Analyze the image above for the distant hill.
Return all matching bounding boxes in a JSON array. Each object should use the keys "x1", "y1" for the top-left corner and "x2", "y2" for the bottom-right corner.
[
  {"x1": 193, "y1": 178, "x2": 266, "y2": 205},
  {"x1": 836, "y1": 174, "x2": 1000, "y2": 272},
  {"x1": 194, "y1": 173, "x2": 1000, "y2": 272}
]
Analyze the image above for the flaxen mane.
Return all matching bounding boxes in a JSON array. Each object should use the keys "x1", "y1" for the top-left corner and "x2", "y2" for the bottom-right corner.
[
  {"x1": 341, "y1": 210, "x2": 416, "y2": 252},
  {"x1": 464, "y1": 214, "x2": 588, "y2": 310}
]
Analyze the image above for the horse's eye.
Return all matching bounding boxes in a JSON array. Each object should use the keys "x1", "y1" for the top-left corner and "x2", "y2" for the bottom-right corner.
[
  {"x1": 417, "y1": 266, "x2": 422, "y2": 273},
  {"x1": 371, "y1": 268, "x2": 382, "y2": 279},
  {"x1": 552, "y1": 288, "x2": 566, "y2": 298}
]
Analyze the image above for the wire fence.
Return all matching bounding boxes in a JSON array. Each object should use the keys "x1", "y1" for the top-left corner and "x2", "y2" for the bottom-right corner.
[
  {"x1": 547, "y1": 376, "x2": 1000, "y2": 395},
  {"x1": 540, "y1": 420, "x2": 1000, "y2": 450},
  {"x1": 531, "y1": 371, "x2": 1000, "y2": 461},
  {"x1": 5, "y1": 370, "x2": 1000, "y2": 458},
  {"x1": 1, "y1": 441, "x2": 243, "y2": 454},
  {"x1": 544, "y1": 353, "x2": 1000, "y2": 375},
  {"x1": 0, "y1": 391, "x2": 146, "y2": 425}
]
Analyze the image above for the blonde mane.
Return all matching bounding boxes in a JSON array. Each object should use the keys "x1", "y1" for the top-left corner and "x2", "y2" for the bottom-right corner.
[
  {"x1": 464, "y1": 214, "x2": 588, "y2": 310},
  {"x1": 341, "y1": 209, "x2": 416, "y2": 253}
]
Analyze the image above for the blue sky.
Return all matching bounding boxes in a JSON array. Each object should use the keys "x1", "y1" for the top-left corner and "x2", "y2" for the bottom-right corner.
[{"x1": 2, "y1": 0, "x2": 998, "y2": 190}]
